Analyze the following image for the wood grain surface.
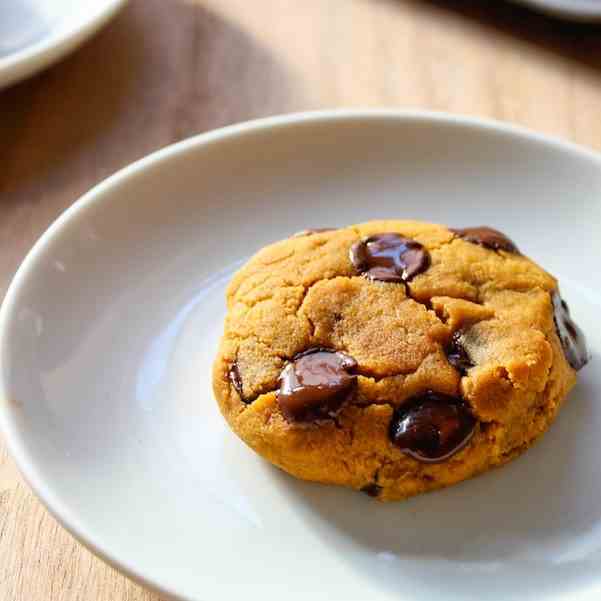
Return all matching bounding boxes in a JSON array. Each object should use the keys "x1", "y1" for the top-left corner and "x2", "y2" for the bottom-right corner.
[{"x1": 2, "y1": 1, "x2": 601, "y2": 599}]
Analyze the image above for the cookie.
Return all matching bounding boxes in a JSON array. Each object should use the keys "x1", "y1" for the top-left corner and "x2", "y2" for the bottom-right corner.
[{"x1": 212, "y1": 220, "x2": 589, "y2": 501}]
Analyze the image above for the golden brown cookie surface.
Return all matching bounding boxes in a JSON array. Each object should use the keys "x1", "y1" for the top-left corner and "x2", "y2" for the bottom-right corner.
[{"x1": 212, "y1": 220, "x2": 587, "y2": 501}]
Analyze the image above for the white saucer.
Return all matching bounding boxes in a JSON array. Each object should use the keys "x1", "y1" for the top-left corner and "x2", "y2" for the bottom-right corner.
[
  {"x1": 1, "y1": 111, "x2": 600, "y2": 601},
  {"x1": 511, "y1": 0, "x2": 601, "y2": 21},
  {"x1": 0, "y1": 0, "x2": 126, "y2": 90}
]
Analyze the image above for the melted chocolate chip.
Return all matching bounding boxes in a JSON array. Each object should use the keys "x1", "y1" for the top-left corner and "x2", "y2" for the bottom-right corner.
[
  {"x1": 552, "y1": 291, "x2": 589, "y2": 371},
  {"x1": 228, "y1": 362, "x2": 246, "y2": 401},
  {"x1": 350, "y1": 233, "x2": 430, "y2": 283},
  {"x1": 446, "y1": 331, "x2": 474, "y2": 375},
  {"x1": 452, "y1": 226, "x2": 519, "y2": 254},
  {"x1": 277, "y1": 348, "x2": 357, "y2": 422},
  {"x1": 293, "y1": 228, "x2": 336, "y2": 238},
  {"x1": 389, "y1": 391, "x2": 476, "y2": 463},
  {"x1": 361, "y1": 483, "x2": 382, "y2": 498}
]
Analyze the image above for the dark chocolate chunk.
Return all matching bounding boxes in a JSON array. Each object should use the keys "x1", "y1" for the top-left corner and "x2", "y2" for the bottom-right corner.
[
  {"x1": 389, "y1": 391, "x2": 476, "y2": 463},
  {"x1": 228, "y1": 362, "x2": 247, "y2": 401},
  {"x1": 361, "y1": 483, "x2": 382, "y2": 498},
  {"x1": 293, "y1": 228, "x2": 336, "y2": 238},
  {"x1": 446, "y1": 331, "x2": 474, "y2": 375},
  {"x1": 451, "y1": 226, "x2": 519, "y2": 254},
  {"x1": 277, "y1": 348, "x2": 357, "y2": 422},
  {"x1": 552, "y1": 291, "x2": 589, "y2": 371},
  {"x1": 350, "y1": 233, "x2": 430, "y2": 283}
]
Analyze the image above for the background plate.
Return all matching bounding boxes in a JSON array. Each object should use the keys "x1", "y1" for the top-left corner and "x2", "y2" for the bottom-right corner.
[
  {"x1": 511, "y1": 0, "x2": 601, "y2": 21},
  {"x1": 0, "y1": 0, "x2": 126, "y2": 89}
]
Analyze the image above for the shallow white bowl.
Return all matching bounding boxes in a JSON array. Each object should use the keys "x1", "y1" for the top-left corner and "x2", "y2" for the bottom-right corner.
[
  {"x1": 1, "y1": 111, "x2": 600, "y2": 601},
  {"x1": 0, "y1": 0, "x2": 126, "y2": 89}
]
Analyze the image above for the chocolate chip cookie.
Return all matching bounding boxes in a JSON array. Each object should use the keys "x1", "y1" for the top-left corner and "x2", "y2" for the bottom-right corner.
[{"x1": 212, "y1": 220, "x2": 588, "y2": 501}]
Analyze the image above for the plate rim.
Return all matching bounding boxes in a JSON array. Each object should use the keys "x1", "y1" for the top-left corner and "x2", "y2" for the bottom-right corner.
[
  {"x1": 510, "y1": 0, "x2": 601, "y2": 21},
  {"x1": 0, "y1": 0, "x2": 127, "y2": 90},
  {"x1": 1, "y1": 108, "x2": 601, "y2": 600}
]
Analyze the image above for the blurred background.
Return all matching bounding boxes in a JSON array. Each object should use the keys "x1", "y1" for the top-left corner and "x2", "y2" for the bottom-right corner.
[{"x1": 1, "y1": 1, "x2": 601, "y2": 599}]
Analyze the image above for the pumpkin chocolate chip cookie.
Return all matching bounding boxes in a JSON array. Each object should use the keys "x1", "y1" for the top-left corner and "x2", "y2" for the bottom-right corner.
[{"x1": 212, "y1": 220, "x2": 589, "y2": 501}]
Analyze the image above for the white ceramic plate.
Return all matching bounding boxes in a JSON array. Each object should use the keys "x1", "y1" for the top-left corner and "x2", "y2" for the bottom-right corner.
[
  {"x1": 511, "y1": 0, "x2": 601, "y2": 21},
  {"x1": 1, "y1": 111, "x2": 600, "y2": 601},
  {"x1": 0, "y1": 0, "x2": 126, "y2": 90}
]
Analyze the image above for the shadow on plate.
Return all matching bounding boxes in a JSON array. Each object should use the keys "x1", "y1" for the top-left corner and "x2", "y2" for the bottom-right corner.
[
  {"x1": 270, "y1": 376, "x2": 600, "y2": 562},
  {"x1": 260, "y1": 375, "x2": 601, "y2": 598}
]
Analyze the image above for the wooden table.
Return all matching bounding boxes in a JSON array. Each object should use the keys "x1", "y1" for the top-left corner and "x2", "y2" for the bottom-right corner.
[{"x1": 2, "y1": 1, "x2": 601, "y2": 598}]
